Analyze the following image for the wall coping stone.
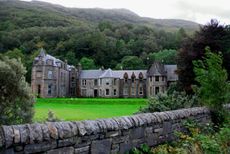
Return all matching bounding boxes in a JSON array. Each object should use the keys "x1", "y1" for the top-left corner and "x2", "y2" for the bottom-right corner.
[{"x1": 0, "y1": 106, "x2": 215, "y2": 148}]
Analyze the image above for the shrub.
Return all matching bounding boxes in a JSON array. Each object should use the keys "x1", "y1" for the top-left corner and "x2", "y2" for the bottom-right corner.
[
  {"x1": 0, "y1": 56, "x2": 34, "y2": 125},
  {"x1": 46, "y1": 110, "x2": 60, "y2": 122},
  {"x1": 140, "y1": 91, "x2": 199, "y2": 113}
]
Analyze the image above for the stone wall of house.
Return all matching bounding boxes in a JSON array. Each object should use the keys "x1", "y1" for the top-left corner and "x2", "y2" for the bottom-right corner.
[{"x1": 1, "y1": 105, "x2": 229, "y2": 154}]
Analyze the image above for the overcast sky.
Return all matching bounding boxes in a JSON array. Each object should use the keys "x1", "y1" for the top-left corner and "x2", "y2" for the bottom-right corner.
[{"x1": 23, "y1": 0, "x2": 230, "y2": 24}]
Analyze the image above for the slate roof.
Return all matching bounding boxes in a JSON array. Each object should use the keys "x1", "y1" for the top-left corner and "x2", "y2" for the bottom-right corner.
[
  {"x1": 147, "y1": 62, "x2": 166, "y2": 76},
  {"x1": 80, "y1": 69, "x2": 147, "y2": 79},
  {"x1": 113, "y1": 70, "x2": 147, "y2": 79},
  {"x1": 35, "y1": 48, "x2": 74, "y2": 71},
  {"x1": 80, "y1": 70, "x2": 104, "y2": 79}
]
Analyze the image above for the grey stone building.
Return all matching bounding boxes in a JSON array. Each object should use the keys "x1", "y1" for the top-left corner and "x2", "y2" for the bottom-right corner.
[{"x1": 31, "y1": 49, "x2": 178, "y2": 98}]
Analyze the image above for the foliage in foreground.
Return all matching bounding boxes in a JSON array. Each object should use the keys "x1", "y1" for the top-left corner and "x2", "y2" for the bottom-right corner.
[
  {"x1": 177, "y1": 19, "x2": 230, "y2": 94},
  {"x1": 193, "y1": 48, "x2": 230, "y2": 126},
  {"x1": 129, "y1": 121, "x2": 230, "y2": 154},
  {"x1": 0, "y1": 56, "x2": 34, "y2": 125},
  {"x1": 139, "y1": 91, "x2": 198, "y2": 113}
]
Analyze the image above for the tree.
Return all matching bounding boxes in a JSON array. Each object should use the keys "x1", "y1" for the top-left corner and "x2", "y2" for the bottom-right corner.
[
  {"x1": 120, "y1": 56, "x2": 145, "y2": 70},
  {"x1": 65, "y1": 51, "x2": 78, "y2": 66},
  {"x1": 0, "y1": 56, "x2": 34, "y2": 125},
  {"x1": 148, "y1": 49, "x2": 177, "y2": 64},
  {"x1": 80, "y1": 57, "x2": 96, "y2": 70},
  {"x1": 177, "y1": 19, "x2": 230, "y2": 94},
  {"x1": 193, "y1": 48, "x2": 230, "y2": 126},
  {"x1": 4, "y1": 48, "x2": 25, "y2": 64}
]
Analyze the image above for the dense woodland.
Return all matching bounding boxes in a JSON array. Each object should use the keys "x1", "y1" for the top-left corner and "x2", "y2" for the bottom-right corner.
[{"x1": 0, "y1": 0, "x2": 200, "y2": 82}]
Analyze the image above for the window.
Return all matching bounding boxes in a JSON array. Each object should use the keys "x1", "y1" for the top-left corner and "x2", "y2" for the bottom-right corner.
[
  {"x1": 155, "y1": 76, "x2": 159, "y2": 82},
  {"x1": 70, "y1": 88, "x2": 75, "y2": 95},
  {"x1": 94, "y1": 79, "x2": 98, "y2": 86},
  {"x1": 82, "y1": 80, "x2": 86, "y2": 86},
  {"x1": 71, "y1": 77, "x2": 75, "y2": 82},
  {"x1": 48, "y1": 71, "x2": 53, "y2": 79},
  {"x1": 100, "y1": 79, "x2": 102, "y2": 85},
  {"x1": 48, "y1": 84, "x2": 52, "y2": 95},
  {"x1": 106, "y1": 89, "x2": 110, "y2": 96},
  {"x1": 150, "y1": 77, "x2": 152, "y2": 82},
  {"x1": 114, "y1": 79, "x2": 116, "y2": 85},
  {"x1": 139, "y1": 86, "x2": 143, "y2": 95},
  {"x1": 162, "y1": 76, "x2": 165, "y2": 81},
  {"x1": 106, "y1": 79, "x2": 110, "y2": 85},
  {"x1": 123, "y1": 87, "x2": 128, "y2": 95},
  {"x1": 125, "y1": 78, "x2": 128, "y2": 83},
  {"x1": 36, "y1": 71, "x2": 42, "y2": 78},
  {"x1": 114, "y1": 89, "x2": 117, "y2": 96},
  {"x1": 132, "y1": 77, "x2": 135, "y2": 83},
  {"x1": 155, "y1": 87, "x2": 159, "y2": 95},
  {"x1": 46, "y1": 59, "x2": 53, "y2": 65},
  {"x1": 131, "y1": 87, "x2": 135, "y2": 95},
  {"x1": 150, "y1": 86, "x2": 153, "y2": 95},
  {"x1": 81, "y1": 89, "x2": 87, "y2": 96}
]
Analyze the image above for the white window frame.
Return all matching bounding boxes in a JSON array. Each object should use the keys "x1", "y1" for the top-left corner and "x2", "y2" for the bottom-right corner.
[
  {"x1": 114, "y1": 89, "x2": 117, "y2": 96},
  {"x1": 82, "y1": 80, "x2": 87, "y2": 86}
]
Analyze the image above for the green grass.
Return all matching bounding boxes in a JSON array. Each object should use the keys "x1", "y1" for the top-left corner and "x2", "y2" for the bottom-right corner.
[{"x1": 34, "y1": 98, "x2": 147, "y2": 122}]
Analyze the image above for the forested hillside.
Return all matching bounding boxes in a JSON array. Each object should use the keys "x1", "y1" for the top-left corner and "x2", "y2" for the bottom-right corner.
[{"x1": 0, "y1": 0, "x2": 199, "y2": 81}]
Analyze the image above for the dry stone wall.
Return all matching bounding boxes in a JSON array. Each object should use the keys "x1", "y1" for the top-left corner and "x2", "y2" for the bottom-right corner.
[{"x1": 1, "y1": 105, "x2": 229, "y2": 154}]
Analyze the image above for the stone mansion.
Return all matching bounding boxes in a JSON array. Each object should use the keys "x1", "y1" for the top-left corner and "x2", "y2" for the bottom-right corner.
[{"x1": 31, "y1": 49, "x2": 178, "y2": 98}]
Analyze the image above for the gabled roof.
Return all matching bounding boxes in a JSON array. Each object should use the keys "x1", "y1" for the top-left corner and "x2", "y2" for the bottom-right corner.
[
  {"x1": 99, "y1": 68, "x2": 114, "y2": 78},
  {"x1": 147, "y1": 62, "x2": 166, "y2": 76}
]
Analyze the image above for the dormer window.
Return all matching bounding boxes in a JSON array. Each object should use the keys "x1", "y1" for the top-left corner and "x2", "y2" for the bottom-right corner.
[
  {"x1": 124, "y1": 72, "x2": 128, "y2": 83},
  {"x1": 139, "y1": 72, "x2": 143, "y2": 81},
  {"x1": 46, "y1": 59, "x2": 53, "y2": 65}
]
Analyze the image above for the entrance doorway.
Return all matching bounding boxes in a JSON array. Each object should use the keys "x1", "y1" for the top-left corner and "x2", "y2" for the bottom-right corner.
[
  {"x1": 37, "y1": 85, "x2": 41, "y2": 96},
  {"x1": 94, "y1": 89, "x2": 98, "y2": 97}
]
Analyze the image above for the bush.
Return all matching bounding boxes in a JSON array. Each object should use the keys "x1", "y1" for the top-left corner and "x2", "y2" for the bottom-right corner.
[
  {"x1": 46, "y1": 110, "x2": 60, "y2": 122},
  {"x1": 0, "y1": 56, "x2": 34, "y2": 125},
  {"x1": 139, "y1": 91, "x2": 199, "y2": 113}
]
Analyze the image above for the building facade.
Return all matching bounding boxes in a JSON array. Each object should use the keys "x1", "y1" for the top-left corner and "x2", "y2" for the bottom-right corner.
[{"x1": 31, "y1": 49, "x2": 178, "y2": 98}]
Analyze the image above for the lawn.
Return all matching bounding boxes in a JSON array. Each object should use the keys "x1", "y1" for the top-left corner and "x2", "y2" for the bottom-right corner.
[{"x1": 34, "y1": 98, "x2": 147, "y2": 122}]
